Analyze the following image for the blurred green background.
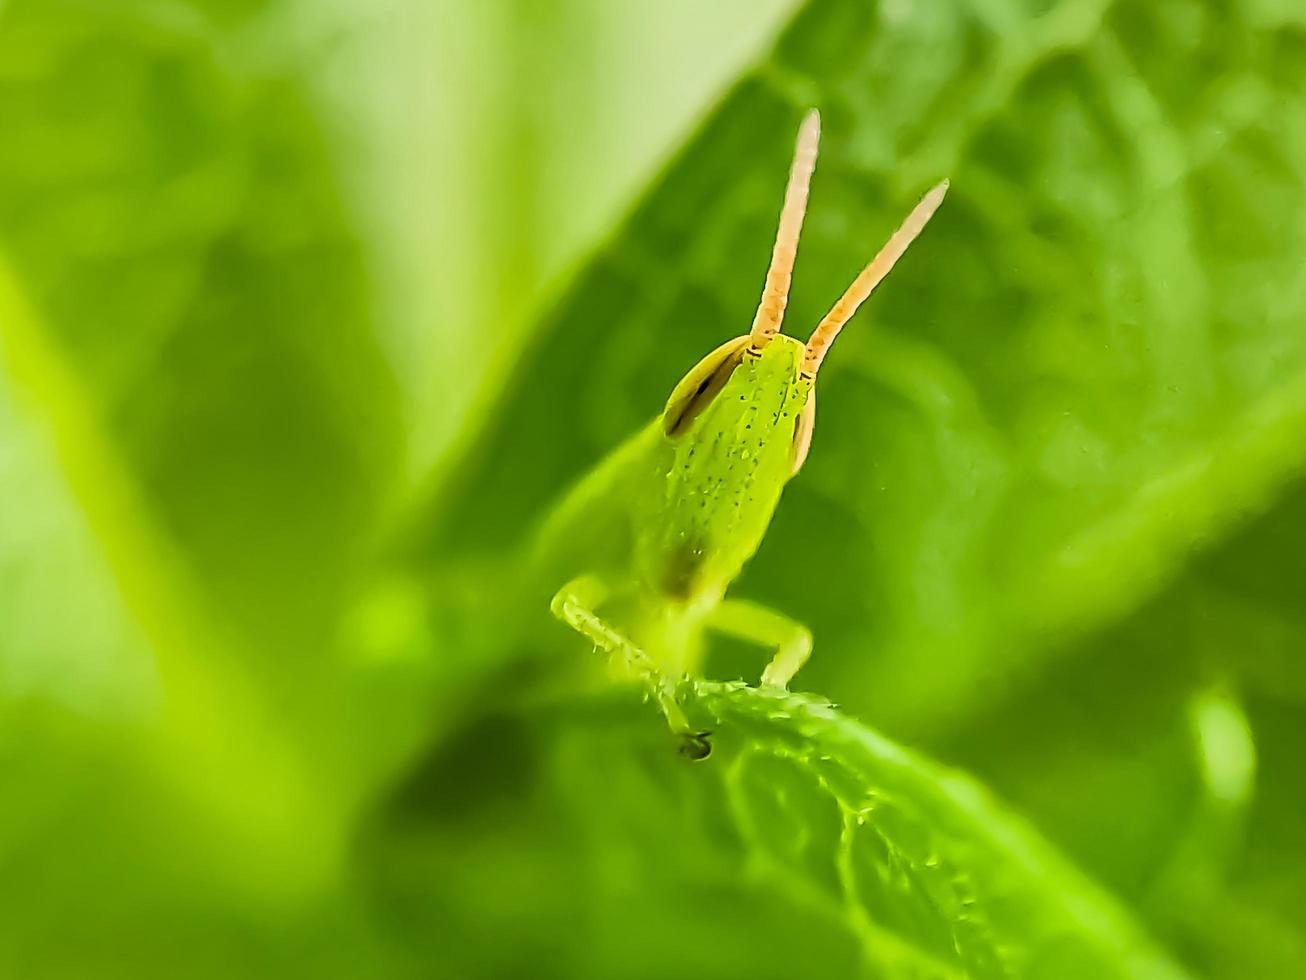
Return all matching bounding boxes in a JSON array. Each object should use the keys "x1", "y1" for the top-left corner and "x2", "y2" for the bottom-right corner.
[{"x1": 3, "y1": 0, "x2": 1305, "y2": 977}]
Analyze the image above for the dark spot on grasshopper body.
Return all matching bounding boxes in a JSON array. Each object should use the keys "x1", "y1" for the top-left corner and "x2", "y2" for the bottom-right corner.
[{"x1": 661, "y1": 540, "x2": 703, "y2": 599}]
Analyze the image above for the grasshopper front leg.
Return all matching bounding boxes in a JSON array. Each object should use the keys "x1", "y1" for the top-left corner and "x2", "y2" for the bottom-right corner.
[
  {"x1": 707, "y1": 598, "x2": 813, "y2": 690},
  {"x1": 550, "y1": 574, "x2": 710, "y2": 758}
]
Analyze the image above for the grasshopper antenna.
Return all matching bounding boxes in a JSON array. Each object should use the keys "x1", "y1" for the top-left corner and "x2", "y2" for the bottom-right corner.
[
  {"x1": 802, "y1": 179, "x2": 949, "y2": 377},
  {"x1": 748, "y1": 109, "x2": 821, "y2": 355}
]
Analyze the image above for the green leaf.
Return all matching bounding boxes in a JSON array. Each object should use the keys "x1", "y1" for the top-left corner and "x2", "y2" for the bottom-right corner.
[
  {"x1": 368, "y1": 681, "x2": 1192, "y2": 980},
  {"x1": 939, "y1": 476, "x2": 1306, "y2": 978},
  {"x1": 0, "y1": 0, "x2": 402, "y2": 676},
  {"x1": 689, "y1": 681, "x2": 1192, "y2": 980}
]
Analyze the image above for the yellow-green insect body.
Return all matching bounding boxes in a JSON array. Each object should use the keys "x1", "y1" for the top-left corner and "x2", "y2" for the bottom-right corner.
[
  {"x1": 534, "y1": 111, "x2": 947, "y2": 753},
  {"x1": 653, "y1": 337, "x2": 812, "y2": 605}
]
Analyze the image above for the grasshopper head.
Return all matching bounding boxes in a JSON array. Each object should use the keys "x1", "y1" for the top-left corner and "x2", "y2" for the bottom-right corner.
[
  {"x1": 662, "y1": 333, "x2": 813, "y2": 477},
  {"x1": 647, "y1": 110, "x2": 947, "y2": 601},
  {"x1": 653, "y1": 333, "x2": 812, "y2": 600}
]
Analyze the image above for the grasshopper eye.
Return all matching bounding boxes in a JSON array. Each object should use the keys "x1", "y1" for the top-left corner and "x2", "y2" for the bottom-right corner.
[
  {"x1": 663, "y1": 335, "x2": 751, "y2": 437},
  {"x1": 790, "y1": 389, "x2": 816, "y2": 474}
]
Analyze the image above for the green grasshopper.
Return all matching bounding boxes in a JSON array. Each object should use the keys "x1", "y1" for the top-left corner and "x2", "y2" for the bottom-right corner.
[{"x1": 534, "y1": 110, "x2": 947, "y2": 757}]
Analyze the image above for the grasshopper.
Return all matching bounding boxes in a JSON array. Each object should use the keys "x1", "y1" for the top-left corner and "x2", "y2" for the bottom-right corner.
[{"x1": 534, "y1": 110, "x2": 947, "y2": 757}]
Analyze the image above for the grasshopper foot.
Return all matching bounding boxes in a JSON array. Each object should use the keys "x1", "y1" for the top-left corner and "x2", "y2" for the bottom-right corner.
[{"x1": 677, "y1": 730, "x2": 713, "y2": 762}]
